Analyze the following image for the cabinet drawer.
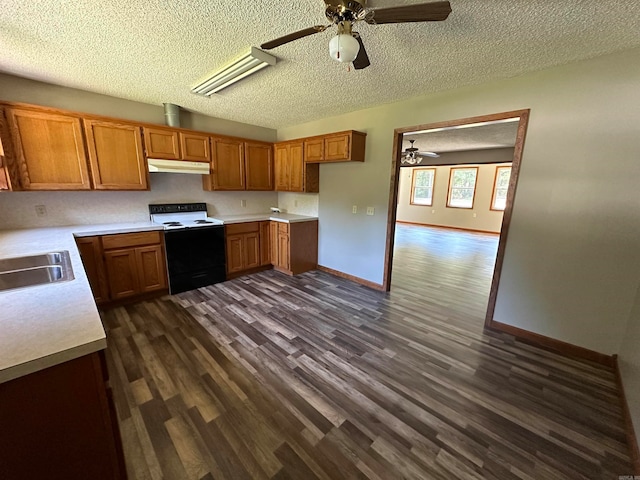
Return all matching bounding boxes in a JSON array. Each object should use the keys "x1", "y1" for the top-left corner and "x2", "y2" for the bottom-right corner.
[
  {"x1": 277, "y1": 222, "x2": 289, "y2": 234},
  {"x1": 102, "y1": 231, "x2": 161, "y2": 250},
  {"x1": 225, "y1": 222, "x2": 260, "y2": 235}
]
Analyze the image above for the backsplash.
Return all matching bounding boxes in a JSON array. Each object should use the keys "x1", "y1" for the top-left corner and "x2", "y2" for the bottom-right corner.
[
  {"x1": 277, "y1": 192, "x2": 319, "y2": 216},
  {"x1": 0, "y1": 173, "x2": 278, "y2": 229}
]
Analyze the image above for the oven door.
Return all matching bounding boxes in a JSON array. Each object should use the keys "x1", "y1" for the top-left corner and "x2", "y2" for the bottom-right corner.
[{"x1": 163, "y1": 225, "x2": 226, "y2": 294}]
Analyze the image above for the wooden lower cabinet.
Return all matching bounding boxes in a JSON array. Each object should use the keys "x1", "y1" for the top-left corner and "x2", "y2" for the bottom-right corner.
[
  {"x1": 270, "y1": 220, "x2": 318, "y2": 275},
  {"x1": 76, "y1": 236, "x2": 109, "y2": 304},
  {"x1": 76, "y1": 231, "x2": 167, "y2": 305},
  {"x1": 225, "y1": 223, "x2": 261, "y2": 274},
  {"x1": 260, "y1": 221, "x2": 271, "y2": 266},
  {"x1": 0, "y1": 351, "x2": 127, "y2": 479}
]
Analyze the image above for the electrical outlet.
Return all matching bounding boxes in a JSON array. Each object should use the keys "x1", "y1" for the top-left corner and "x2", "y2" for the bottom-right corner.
[
  {"x1": 366, "y1": 207, "x2": 375, "y2": 216},
  {"x1": 294, "y1": 200, "x2": 299, "y2": 207},
  {"x1": 431, "y1": 209, "x2": 436, "y2": 214},
  {"x1": 35, "y1": 205, "x2": 47, "y2": 217},
  {"x1": 240, "y1": 199, "x2": 247, "y2": 207},
  {"x1": 352, "y1": 205, "x2": 358, "y2": 214},
  {"x1": 472, "y1": 213, "x2": 477, "y2": 218}
]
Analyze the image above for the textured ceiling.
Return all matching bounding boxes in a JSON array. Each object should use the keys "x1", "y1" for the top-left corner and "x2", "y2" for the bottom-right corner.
[
  {"x1": 403, "y1": 119, "x2": 518, "y2": 153},
  {"x1": 1, "y1": 1, "x2": 640, "y2": 129}
]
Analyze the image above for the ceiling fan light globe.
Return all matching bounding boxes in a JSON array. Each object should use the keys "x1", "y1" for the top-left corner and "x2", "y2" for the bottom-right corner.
[{"x1": 329, "y1": 34, "x2": 360, "y2": 63}]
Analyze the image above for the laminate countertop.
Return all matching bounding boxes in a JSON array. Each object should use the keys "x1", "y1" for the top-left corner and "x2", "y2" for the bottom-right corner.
[
  {"x1": 210, "y1": 213, "x2": 318, "y2": 224},
  {"x1": 0, "y1": 222, "x2": 163, "y2": 384}
]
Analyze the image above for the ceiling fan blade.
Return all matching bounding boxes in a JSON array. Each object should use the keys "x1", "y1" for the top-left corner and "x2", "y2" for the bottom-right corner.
[
  {"x1": 417, "y1": 152, "x2": 440, "y2": 158},
  {"x1": 352, "y1": 34, "x2": 370, "y2": 70},
  {"x1": 366, "y1": 1, "x2": 451, "y2": 25},
  {"x1": 261, "y1": 25, "x2": 329, "y2": 50}
]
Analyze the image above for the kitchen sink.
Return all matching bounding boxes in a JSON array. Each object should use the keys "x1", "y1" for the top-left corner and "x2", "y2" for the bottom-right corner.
[
  {"x1": 0, "y1": 251, "x2": 67, "y2": 272},
  {"x1": 0, "y1": 251, "x2": 74, "y2": 292}
]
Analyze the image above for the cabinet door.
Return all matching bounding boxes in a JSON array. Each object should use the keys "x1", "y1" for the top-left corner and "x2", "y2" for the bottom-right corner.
[
  {"x1": 304, "y1": 138, "x2": 324, "y2": 163},
  {"x1": 6, "y1": 108, "x2": 91, "y2": 190},
  {"x1": 269, "y1": 221, "x2": 278, "y2": 265},
  {"x1": 180, "y1": 132, "x2": 210, "y2": 162},
  {"x1": 76, "y1": 236, "x2": 110, "y2": 304},
  {"x1": 278, "y1": 232, "x2": 290, "y2": 270},
  {"x1": 324, "y1": 133, "x2": 351, "y2": 161},
  {"x1": 226, "y1": 234, "x2": 245, "y2": 273},
  {"x1": 212, "y1": 137, "x2": 245, "y2": 190},
  {"x1": 84, "y1": 120, "x2": 148, "y2": 190},
  {"x1": 259, "y1": 221, "x2": 271, "y2": 266},
  {"x1": 274, "y1": 144, "x2": 289, "y2": 191},
  {"x1": 245, "y1": 142, "x2": 273, "y2": 191},
  {"x1": 143, "y1": 127, "x2": 180, "y2": 159},
  {"x1": 135, "y1": 245, "x2": 167, "y2": 293},
  {"x1": 104, "y1": 248, "x2": 139, "y2": 300},
  {"x1": 288, "y1": 143, "x2": 304, "y2": 192},
  {"x1": 244, "y1": 232, "x2": 260, "y2": 270}
]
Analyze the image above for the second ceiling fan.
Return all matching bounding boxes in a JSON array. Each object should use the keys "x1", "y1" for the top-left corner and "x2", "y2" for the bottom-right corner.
[{"x1": 260, "y1": 0, "x2": 452, "y2": 70}]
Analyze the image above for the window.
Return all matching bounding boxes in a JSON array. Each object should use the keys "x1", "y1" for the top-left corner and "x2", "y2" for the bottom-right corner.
[
  {"x1": 491, "y1": 166, "x2": 512, "y2": 211},
  {"x1": 447, "y1": 167, "x2": 478, "y2": 208},
  {"x1": 410, "y1": 168, "x2": 435, "y2": 206}
]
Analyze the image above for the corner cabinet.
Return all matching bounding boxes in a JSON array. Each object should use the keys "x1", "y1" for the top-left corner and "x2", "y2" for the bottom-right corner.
[
  {"x1": 274, "y1": 141, "x2": 319, "y2": 193},
  {"x1": 0, "y1": 351, "x2": 127, "y2": 479},
  {"x1": 4, "y1": 107, "x2": 91, "y2": 190},
  {"x1": 84, "y1": 119, "x2": 148, "y2": 190}
]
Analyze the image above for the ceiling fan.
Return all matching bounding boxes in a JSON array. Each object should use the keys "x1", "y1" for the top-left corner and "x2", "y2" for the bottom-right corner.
[
  {"x1": 260, "y1": 0, "x2": 452, "y2": 70},
  {"x1": 401, "y1": 140, "x2": 440, "y2": 165}
]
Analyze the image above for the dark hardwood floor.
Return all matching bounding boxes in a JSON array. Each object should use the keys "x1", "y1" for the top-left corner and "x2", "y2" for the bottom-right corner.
[{"x1": 102, "y1": 224, "x2": 633, "y2": 479}]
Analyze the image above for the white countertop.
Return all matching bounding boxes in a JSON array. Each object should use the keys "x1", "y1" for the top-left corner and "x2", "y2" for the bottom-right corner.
[
  {"x1": 211, "y1": 213, "x2": 317, "y2": 224},
  {"x1": 0, "y1": 222, "x2": 162, "y2": 384}
]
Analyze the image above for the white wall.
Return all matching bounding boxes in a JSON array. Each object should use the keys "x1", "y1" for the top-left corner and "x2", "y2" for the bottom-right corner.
[
  {"x1": 277, "y1": 192, "x2": 319, "y2": 216},
  {"x1": 0, "y1": 73, "x2": 278, "y2": 227},
  {"x1": 619, "y1": 285, "x2": 640, "y2": 445},
  {"x1": 397, "y1": 160, "x2": 511, "y2": 234},
  {"x1": 278, "y1": 47, "x2": 640, "y2": 355}
]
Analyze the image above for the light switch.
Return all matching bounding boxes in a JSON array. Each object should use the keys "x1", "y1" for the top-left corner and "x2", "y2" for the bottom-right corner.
[
  {"x1": 240, "y1": 199, "x2": 247, "y2": 207},
  {"x1": 366, "y1": 207, "x2": 375, "y2": 216},
  {"x1": 35, "y1": 205, "x2": 47, "y2": 217},
  {"x1": 352, "y1": 205, "x2": 358, "y2": 214}
]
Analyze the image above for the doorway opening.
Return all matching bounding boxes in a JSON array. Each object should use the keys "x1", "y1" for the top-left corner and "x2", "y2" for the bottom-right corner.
[{"x1": 382, "y1": 110, "x2": 530, "y2": 327}]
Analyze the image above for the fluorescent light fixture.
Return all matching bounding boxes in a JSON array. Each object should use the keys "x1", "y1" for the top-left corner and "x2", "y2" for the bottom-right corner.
[{"x1": 191, "y1": 47, "x2": 276, "y2": 96}]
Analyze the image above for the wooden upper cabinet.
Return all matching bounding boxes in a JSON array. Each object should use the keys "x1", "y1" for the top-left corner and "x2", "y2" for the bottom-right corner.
[
  {"x1": 245, "y1": 141, "x2": 273, "y2": 191},
  {"x1": 304, "y1": 138, "x2": 324, "y2": 163},
  {"x1": 274, "y1": 144, "x2": 290, "y2": 191},
  {"x1": 84, "y1": 119, "x2": 148, "y2": 190},
  {"x1": 5, "y1": 108, "x2": 91, "y2": 190},
  {"x1": 288, "y1": 143, "x2": 304, "y2": 192},
  {"x1": 180, "y1": 132, "x2": 210, "y2": 162},
  {"x1": 304, "y1": 130, "x2": 366, "y2": 163},
  {"x1": 274, "y1": 141, "x2": 318, "y2": 193},
  {"x1": 143, "y1": 127, "x2": 180, "y2": 160},
  {"x1": 208, "y1": 137, "x2": 245, "y2": 190}
]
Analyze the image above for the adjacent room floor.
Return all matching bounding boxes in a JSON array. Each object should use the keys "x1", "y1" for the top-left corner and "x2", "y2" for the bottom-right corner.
[{"x1": 103, "y1": 224, "x2": 633, "y2": 479}]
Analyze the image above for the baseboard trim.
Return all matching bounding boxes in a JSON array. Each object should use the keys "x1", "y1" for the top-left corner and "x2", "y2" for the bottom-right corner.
[
  {"x1": 317, "y1": 265, "x2": 385, "y2": 291},
  {"x1": 613, "y1": 355, "x2": 640, "y2": 474},
  {"x1": 487, "y1": 320, "x2": 614, "y2": 367},
  {"x1": 396, "y1": 221, "x2": 500, "y2": 235}
]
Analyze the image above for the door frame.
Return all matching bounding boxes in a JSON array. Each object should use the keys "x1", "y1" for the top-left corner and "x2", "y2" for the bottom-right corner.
[{"x1": 382, "y1": 109, "x2": 531, "y2": 328}]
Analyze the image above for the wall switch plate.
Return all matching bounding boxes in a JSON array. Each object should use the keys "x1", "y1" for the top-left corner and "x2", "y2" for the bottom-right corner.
[
  {"x1": 366, "y1": 207, "x2": 375, "y2": 216},
  {"x1": 352, "y1": 205, "x2": 358, "y2": 214},
  {"x1": 431, "y1": 209, "x2": 436, "y2": 214},
  {"x1": 294, "y1": 200, "x2": 299, "y2": 207},
  {"x1": 35, "y1": 205, "x2": 47, "y2": 217},
  {"x1": 472, "y1": 213, "x2": 477, "y2": 218},
  {"x1": 240, "y1": 199, "x2": 247, "y2": 207}
]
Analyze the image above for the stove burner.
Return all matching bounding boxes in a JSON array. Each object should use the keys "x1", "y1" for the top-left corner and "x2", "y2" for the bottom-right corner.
[
  {"x1": 194, "y1": 220, "x2": 214, "y2": 224},
  {"x1": 164, "y1": 221, "x2": 183, "y2": 226}
]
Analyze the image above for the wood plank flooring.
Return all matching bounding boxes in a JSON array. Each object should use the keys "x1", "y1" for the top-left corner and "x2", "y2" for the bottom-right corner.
[{"x1": 102, "y1": 224, "x2": 633, "y2": 479}]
